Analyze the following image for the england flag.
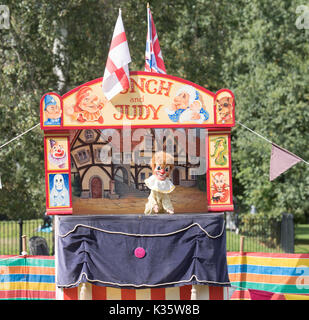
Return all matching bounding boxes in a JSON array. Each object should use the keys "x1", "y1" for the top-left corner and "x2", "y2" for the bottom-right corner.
[
  {"x1": 102, "y1": 9, "x2": 131, "y2": 101},
  {"x1": 145, "y1": 6, "x2": 166, "y2": 74}
]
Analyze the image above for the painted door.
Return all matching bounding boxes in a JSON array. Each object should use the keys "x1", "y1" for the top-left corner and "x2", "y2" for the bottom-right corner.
[{"x1": 91, "y1": 177, "x2": 102, "y2": 198}]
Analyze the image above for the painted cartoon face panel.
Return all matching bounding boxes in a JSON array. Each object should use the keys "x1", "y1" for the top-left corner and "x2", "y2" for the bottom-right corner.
[
  {"x1": 65, "y1": 86, "x2": 106, "y2": 124},
  {"x1": 165, "y1": 85, "x2": 210, "y2": 124},
  {"x1": 210, "y1": 171, "x2": 230, "y2": 204},
  {"x1": 209, "y1": 135, "x2": 229, "y2": 168},
  {"x1": 216, "y1": 94, "x2": 234, "y2": 124},
  {"x1": 47, "y1": 137, "x2": 69, "y2": 170},
  {"x1": 48, "y1": 173, "x2": 70, "y2": 208},
  {"x1": 43, "y1": 94, "x2": 62, "y2": 126}
]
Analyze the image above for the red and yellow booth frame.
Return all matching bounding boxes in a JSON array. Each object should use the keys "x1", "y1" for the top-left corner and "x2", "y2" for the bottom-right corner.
[{"x1": 40, "y1": 71, "x2": 235, "y2": 215}]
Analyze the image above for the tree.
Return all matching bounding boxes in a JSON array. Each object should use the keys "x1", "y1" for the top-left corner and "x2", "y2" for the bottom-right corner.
[{"x1": 222, "y1": 0, "x2": 309, "y2": 219}]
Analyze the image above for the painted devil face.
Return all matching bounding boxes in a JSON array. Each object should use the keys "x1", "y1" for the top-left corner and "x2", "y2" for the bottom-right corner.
[
  {"x1": 213, "y1": 173, "x2": 225, "y2": 192},
  {"x1": 153, "y1": 164, "x2": 171, "y2": 181},
  {"x1": 80, "y1": 92, "x2": 101, "y2": 113},
  {"x1": 50, "y1": 142, "x2": 65, "y2": 159}
]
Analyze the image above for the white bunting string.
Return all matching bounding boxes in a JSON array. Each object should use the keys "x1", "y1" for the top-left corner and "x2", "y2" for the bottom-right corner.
[
  {"x1": 236, "y1": 120, "x2": 309, "y2": 166},
  {"x1": 0, "y1": 123, "x2": 40, "y2": 151}
]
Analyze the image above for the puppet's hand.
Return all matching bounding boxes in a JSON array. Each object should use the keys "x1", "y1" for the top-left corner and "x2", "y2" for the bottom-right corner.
[{"x1": 167, "y1": 208, "x2": 174, "y2": 215}]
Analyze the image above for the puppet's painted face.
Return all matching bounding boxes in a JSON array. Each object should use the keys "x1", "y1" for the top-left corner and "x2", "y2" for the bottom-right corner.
[
  {"x1": 172, "y1": 92, "x2": 190, "y2": 110},
  {"x1": 153, "y1": 164, "x2": 171, "y2": 181},
  {"x1": 51, "y1": 143, "x2": 65, "y2": 159},
  {"x1": 80, "y1": 92, "x2": 101, "y2": 113},
  {"x1": 54, "y1": 174, "x2": 65, "y2": 191},
  {"x1": 45, "y1": 104, "x2": 62, "y2": 119}
]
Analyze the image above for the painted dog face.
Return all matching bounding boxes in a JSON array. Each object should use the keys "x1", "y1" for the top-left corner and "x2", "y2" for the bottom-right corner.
[{"x1": 217, "y1": 97, "x2": 233, "y2": 122}]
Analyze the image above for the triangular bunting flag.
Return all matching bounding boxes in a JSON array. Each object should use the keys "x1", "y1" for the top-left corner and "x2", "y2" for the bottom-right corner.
[{"x1": 269, "y1": 143, "x2": 301, "y2": 181}]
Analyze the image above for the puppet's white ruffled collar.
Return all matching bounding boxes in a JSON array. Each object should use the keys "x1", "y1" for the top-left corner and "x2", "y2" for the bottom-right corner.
[{"x1": 145, "y1": 175, "x2": 175, "y2": 194}]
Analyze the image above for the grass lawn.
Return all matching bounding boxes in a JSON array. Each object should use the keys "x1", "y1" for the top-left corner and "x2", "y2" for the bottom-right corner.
[
  {"x1": 294, "y1": 224, "x2": 309, "y2": 254},
  {"x1": 0, "y1": 219, "x2": 54, "y2": 255}
]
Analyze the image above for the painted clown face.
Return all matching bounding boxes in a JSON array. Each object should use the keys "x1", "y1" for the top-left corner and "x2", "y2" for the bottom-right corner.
[
  {"x1": 45, "y1": 103, "x2": 62, "y2": 119},
  {"x1": 50, "y1": 142, "x2": 65, "y2": 159},
  {"x1": 54, "y1": 174, "x2": 65, "y2": 191},
  {"x1": 80, "y1": 91, "x2": 101, "y2": 113}
]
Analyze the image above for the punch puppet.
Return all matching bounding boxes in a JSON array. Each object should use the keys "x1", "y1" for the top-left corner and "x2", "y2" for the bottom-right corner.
[{"x1": 144, "y1": 151, "x2": 175, "y2": 214}]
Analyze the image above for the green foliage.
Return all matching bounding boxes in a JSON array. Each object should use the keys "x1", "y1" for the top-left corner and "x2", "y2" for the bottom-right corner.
[
  {"x1": 0, "y1": 0, "x2": 308, "y2": 219},
  {"x1": 223, "y1": 0, "x2": 309, "y2": 219}
]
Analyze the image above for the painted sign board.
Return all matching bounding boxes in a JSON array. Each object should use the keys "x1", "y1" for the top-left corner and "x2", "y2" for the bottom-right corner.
[
  {"x1": 41, "y1": 72, "x2": 235, "y2": 130},
  {"x1": 40, "y1": 72, "x2": 235, "y2": 215}
]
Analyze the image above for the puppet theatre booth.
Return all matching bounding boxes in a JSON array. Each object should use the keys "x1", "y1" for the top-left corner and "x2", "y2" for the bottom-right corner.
[{"x1": 41, "y1": 71, "x2": 235, "y2": 300}]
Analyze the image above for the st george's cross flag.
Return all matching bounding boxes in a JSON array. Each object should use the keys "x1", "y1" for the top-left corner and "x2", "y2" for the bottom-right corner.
[
  {"x1": 145, "y1": 6, "x2": 166, "y2": 74},
  {"x1": 102, "y1": 9, "x2": 131, "y2": 101}
]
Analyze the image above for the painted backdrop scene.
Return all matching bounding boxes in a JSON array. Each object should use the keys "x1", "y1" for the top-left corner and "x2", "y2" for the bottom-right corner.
[{"x1": 70, "y1": 128, "x2": 208, "y2": 214}]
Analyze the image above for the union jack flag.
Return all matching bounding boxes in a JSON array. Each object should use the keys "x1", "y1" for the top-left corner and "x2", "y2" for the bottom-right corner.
[{"x1": 145, "y1": 6, "x2": 166, "y2": 74}]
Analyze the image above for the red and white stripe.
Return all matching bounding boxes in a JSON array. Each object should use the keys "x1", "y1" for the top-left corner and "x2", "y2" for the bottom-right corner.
[
  {"x1": 60, "y1": 285, "x2": 231, "y2": 300},
  {"x1": 102, "y1": 9, "x2": 131, "y2": 101}
]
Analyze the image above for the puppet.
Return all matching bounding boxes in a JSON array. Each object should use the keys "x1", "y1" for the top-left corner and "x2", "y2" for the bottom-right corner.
[
  {"x1": 48, "y1": 139, "x2": 67, "y2": 169},
  {"x1": 144, "y1": 151, "x2": 175, "y2": 214},
  {"x1": 66, "y1": 86, "x2": 106, "y2": 123}
]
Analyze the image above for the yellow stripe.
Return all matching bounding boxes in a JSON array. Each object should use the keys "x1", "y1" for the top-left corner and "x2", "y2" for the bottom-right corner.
[
  {"x1": 165, "y1": 287, "x2": 180, "y2": 300},
  {"x1": 284, "y1": 293, "x2": 309, "y2": 300},
  {"x1": 135, "y1": 289, "x2": 151, "y2": 300},
  {"x1": 0, "y1": 282, "x2": 55, "y2": 291},
  {"x1": 227, "y1": 256, "x2": 309, "y2": 268},
  {"x1": 106, "y1": 287, "x2": 122, "y2": 300}
]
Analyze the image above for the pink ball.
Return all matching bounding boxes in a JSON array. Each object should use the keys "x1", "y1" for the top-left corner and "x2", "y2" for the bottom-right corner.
[{"x1": 134, "y1": 247, "x2": 146, "y2": 259}]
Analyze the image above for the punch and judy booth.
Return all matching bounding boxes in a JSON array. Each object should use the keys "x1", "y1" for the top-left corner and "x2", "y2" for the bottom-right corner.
[{"x1": 40, "y1": 71, "x2": 235, "y2": 300}]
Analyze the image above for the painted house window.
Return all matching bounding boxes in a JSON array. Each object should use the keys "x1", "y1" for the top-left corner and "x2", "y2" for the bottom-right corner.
[
  {"x1": 85, "y1": 130, "x2": 95, "y2": 142},
  {"x1": 96, "y1": 147, "x2": 112, "y2": 163},
  {"x1": 77, "y1": 149, "x2": 90, "y2": 164},
  {"x1": 140, "y1": 172, "x2": 146, "y2": 181}
]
